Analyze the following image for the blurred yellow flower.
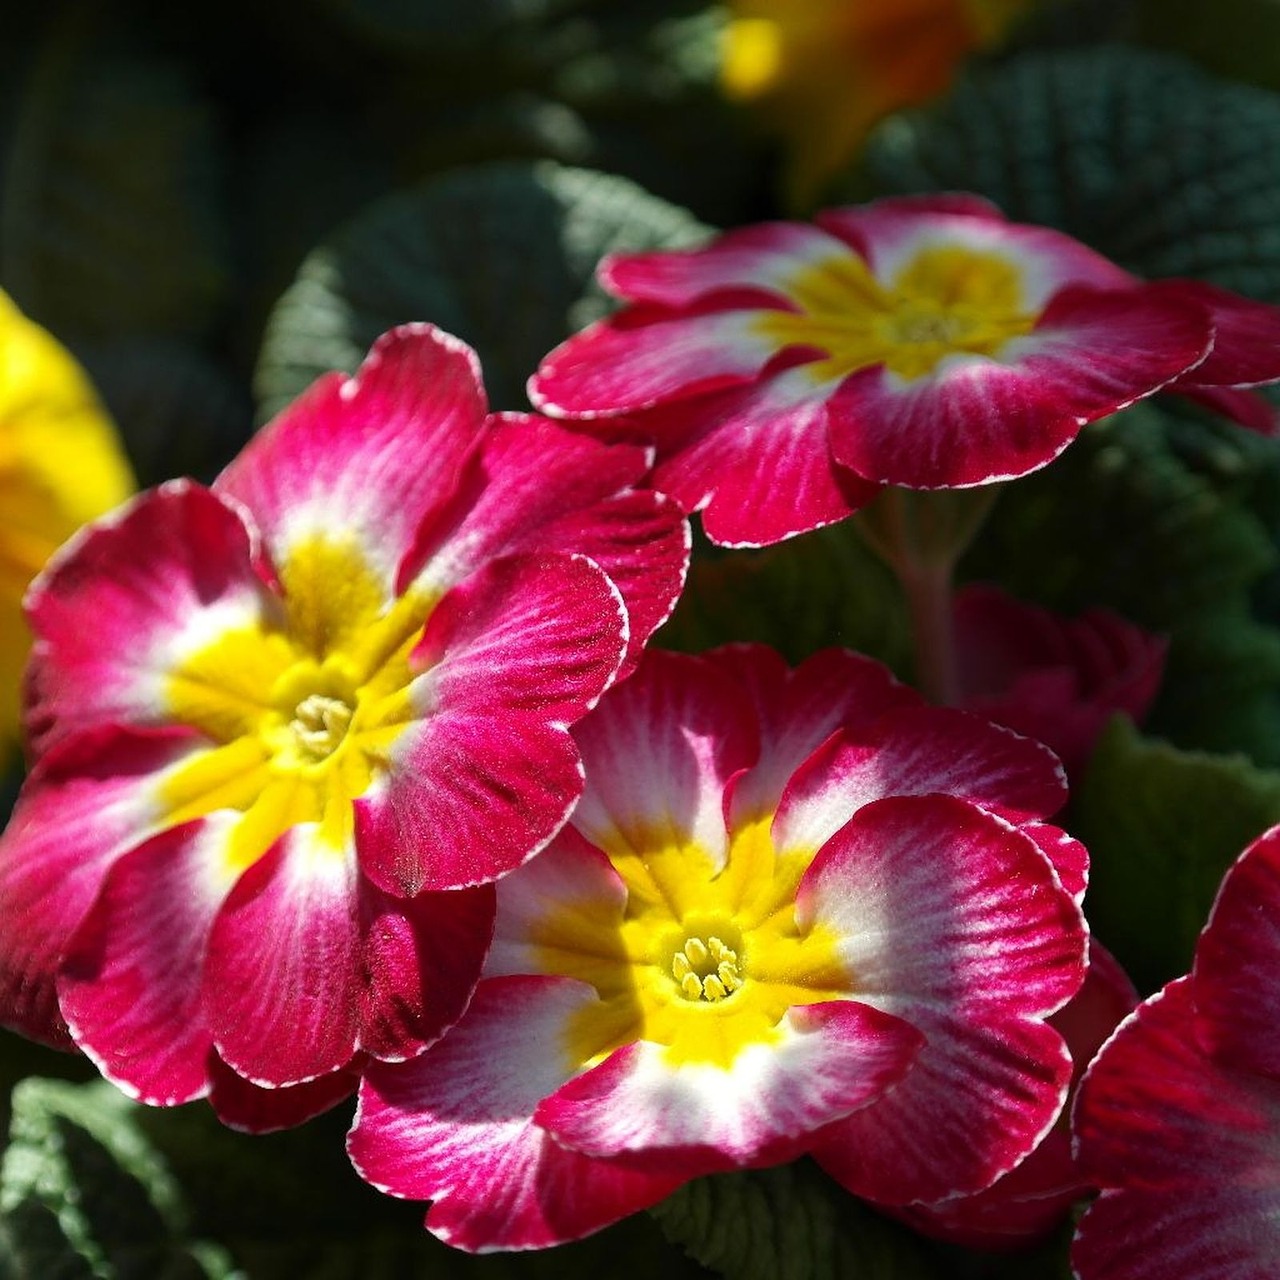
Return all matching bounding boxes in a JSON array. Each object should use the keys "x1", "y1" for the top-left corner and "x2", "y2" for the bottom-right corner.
[
  {"x1": 722, "y1": 0, "x2": 1032, "y2": 205},
  {"x1": 0, "y1": 292, "x2": 133, "y2": 761}
]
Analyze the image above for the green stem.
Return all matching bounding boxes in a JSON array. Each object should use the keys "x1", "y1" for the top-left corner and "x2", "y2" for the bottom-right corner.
[{"x1": 897, "y1": 555, "x2": 960, "y2": 706}]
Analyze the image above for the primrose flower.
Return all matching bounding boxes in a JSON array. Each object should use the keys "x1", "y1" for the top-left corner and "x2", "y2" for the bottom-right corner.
[
  {"x1": 530, "y1": 195, "x2": 1280, "y2": 548},
  {"x1": 722, "y1": 0, "x2": 1032, "y2": 203},
  {"x1": 0, "y1": 290, "x2": 133, "y2": 758},
  {"x1": 1072, "y1": 824, "x2": 1280, "y2": 1279},
  {"x1": 953, "y1": 585, "x2": 1167, "y2": 781},
  {"x1": 0, "y1": 325, "x2": 689, "y2": 1129},
  {"x1": 348, "y1": 645, "x2": 1087, "y2": 1250}
]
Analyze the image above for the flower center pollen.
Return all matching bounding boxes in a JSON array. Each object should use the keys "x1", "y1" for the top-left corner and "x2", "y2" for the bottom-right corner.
[
  {"x1": 289, "y1": 692, "x2": 354, "y2": 762},
  {"x1": 671, "y1": 935, "x2": 743, "y2": 1002}
]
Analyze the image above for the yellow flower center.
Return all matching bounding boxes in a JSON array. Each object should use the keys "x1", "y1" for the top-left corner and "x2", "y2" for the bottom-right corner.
[
  {"x1": 756, "y1": 242, "x2": 1037, "y2": 383},
  {"x1": 156, "y1": 535, "x2": 436, "y2": 872},
  {"x1": 528, "y1": 816, "x2": 851, "y2": 1071}
]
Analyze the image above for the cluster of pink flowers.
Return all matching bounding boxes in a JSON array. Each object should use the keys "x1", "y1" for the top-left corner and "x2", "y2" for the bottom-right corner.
[{"x1": 3, "y1": 194, "x2": 1280, "y2": 1259}]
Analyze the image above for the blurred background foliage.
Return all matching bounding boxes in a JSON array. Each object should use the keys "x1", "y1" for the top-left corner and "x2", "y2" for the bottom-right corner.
[{"x1": 8, "y1": 0, "x2": 1280, "y2": 1274}]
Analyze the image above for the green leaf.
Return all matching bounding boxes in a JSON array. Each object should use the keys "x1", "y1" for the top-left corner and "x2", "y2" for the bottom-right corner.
[
  {"x1": 254, "y1": 160, "x2": 710, "y2": 419},
  {"x1": 0, "y1": 12, "x2": 232, "y2": 340},
  {"x1": 0, "y1": 1079, "x2": 238, "y2": 1279},
  {"x1": 650, "y1": 1162, "x2": 953, "y2": 1280},
  {"x1": 840, "y1": 45, "x2": 1280, "y2": 301},
  {"x1": 1073, "y1": 719, "x2": 1280, "y2": 991},
  {"x1": 660, "y1": 523, "x2": 911, "y2": 680}
]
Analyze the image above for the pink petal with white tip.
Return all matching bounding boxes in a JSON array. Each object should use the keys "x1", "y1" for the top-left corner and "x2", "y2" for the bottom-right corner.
[
  {"x1": 217, "y1": 325, "x2": 489, "y2": 594},
  {"x1": 349, "y1": 976, "x2": 682, "y2": 1252},
  {"x1": 802, "y1": 795, "x2": 1085, "y2": 1204},
  {"x1": 205, "y1": 825, "x2": 361, "y2": 1088},
  {"x1": 208, "y1": 1056, "x2": 358, "y2": 1133},
  {"x1": 24, "y1": 482, "x2": 275, "y2": 756},
  {"x1": 772, "y1": 705, "x2": 1066, "y2": 856},
  {"x1": 535, "y1": 1000, "x2": 921, "y2": 1177},
  {"x1": 356, "y1": 552, "x2": 627, "y2": 896},
  {"x1": 59, "y1": 813, "x2": 240, "y2": 1106},
  {"x1": 0, "y1": 726, "x2": 197, "y2": 1048},
  {"x1": 568, "y1": 649, "x2": 758, "y2": 872}
]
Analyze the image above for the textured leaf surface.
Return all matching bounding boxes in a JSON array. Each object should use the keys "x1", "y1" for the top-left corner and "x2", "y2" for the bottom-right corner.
[
  {"x1": 254, "y1": 161, "x2": 710, "y2": 417},
  {"x1": 0, "y1": 1079, "x2": 237, "y2": 1279},
  {"x1": 1074, "y1": 719, "x2": 1280, "y2": 992},
  {"x1": 842, "y1": 46, "x2": 1280, "y2": 301}
]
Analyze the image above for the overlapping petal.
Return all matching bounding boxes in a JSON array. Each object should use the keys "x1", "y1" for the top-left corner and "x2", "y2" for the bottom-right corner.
[{"x1": 803, "y1": 795, "x2": 1085, "y2": 1203}]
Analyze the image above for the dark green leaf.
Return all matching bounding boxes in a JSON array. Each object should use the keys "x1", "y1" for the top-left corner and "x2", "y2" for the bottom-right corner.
[
  {"x1": 254, "y1": 160, "x2": 710, "y2": 418},
  {"x1": 841, "y1": 45, "x2": 1280, "y2": 302},
  {"x1": 0, "y1": 1080, "x2": 237, "y2": 1279},
  {"x1": 1074, "y1": 719, "x2": 1280, "y2": 991}
]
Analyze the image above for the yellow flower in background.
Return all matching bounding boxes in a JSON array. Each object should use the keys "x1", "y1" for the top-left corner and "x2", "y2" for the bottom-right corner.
[
  {"x1": 0, "y1": 291, "x2": 134, "y2": 760},
  {"x1": 722, "y1": 0, "x2": 1033, "y2": 206}
]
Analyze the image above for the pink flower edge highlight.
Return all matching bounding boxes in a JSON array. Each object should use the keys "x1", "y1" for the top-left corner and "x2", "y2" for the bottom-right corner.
[
  {"x1": 1, "y1": 324, "x2": 689, "y2": 1122},
  {"x1": 1072, "y1": 824, "x2": 1280, "y2": 1279},
  {"x1": 347, "y1": 644, "x2": 1087, "y2": 1249}
]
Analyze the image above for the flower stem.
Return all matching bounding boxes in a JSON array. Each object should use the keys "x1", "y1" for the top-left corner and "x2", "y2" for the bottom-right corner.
[{"x1": 897, "y1": 555, "x2": 960, "y2": 706}]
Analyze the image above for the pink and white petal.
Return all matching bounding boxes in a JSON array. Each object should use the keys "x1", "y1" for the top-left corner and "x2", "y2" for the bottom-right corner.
[
  {"x1": 0, "y1": 726, "x2": 198, "y2": 1047},
  {"x1": 207, "y1": 1056, "x2": 358, "y2": 1134},
  {"x1": 349, "y1": 976, "x2": 682, "y2": 1252},
  {"x1": 205, "y1": 825, "x2": 361, "y2": 1088},
  {"x1": 643, "y1": 369, "x2": 881, "y2": 548},
  {"x1": 58, "y1": 813, "x2": 240, "y2": 1106},
  {"x1": 1176, "y1": 384, "x2": 1279, "y2": 434},
  {"x1": 486, "y1": 828, "x2": 627, "y2": 979},
  {"x1": 772, "y1": 706, "x2": 1066, "y2": 857},
  {"x1": 1023, "y1": 822, "x2": 1089, "y2": 904},
  {"x1": 1157, "y1": 279, "x2": 1280, "y2": 387},
  {"x1": 568, "y1": 649, "x2": 758, "y2": 874},
  {"x1": 529, "y1": 308, "x2": 781, "y2": 418},
  {"x1": 357, "y1": 553, "x2": 627, "y2": 896},
  {"x1": 715, "y1": 645, "x2": 920, "y2": 831},
  {"x1": 599, "y1": 222, "x2": 850, "y2": 308},
  {"x1": 1072, "y1": 977, "x2": 1280, "y2": 1279},
  {"x1": 827, "y1": 288, "x2": 1210, "y2": 489},
  {"x1": 535, "y1": 1001, "x2": 922, "y2": 1176},
  {"x1": 800, "y1": 795, "x2": 1085, "y2": 1203},
  {"x1": 1191, "y1": 825, "x2": 1280, "y2": 1080},
  {"x1": 410, "y1": 415, "x2": 689, "y2": 672},
  {"x1": 24, "y1": 481, "x2": 275, "y2": 755},
  {"x1": 817, "y1": 202, "x2": 1135, "y2": 308},
  {"x1": 358, "y1": 878, "x2": 495, "y2": 1061},
  {"x1": 216, "y1": 325, "x2": 489, "y2": 592}
]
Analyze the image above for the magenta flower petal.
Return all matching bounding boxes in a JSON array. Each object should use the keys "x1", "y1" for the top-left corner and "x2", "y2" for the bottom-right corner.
[
  {"x1": 1178, "y1": 383, "x2": 1278, "y2": 433},
  {"x1": 356, "y1": 551, "x2": 627, "y2": 895},
  {"x1": 358, "y1": 879, "x2": 494, "y2": 1062},
  {"x1": 408, "y1": 414, "x2": 688, "y2": 673},
  {"x1": 535, "y1": 1001, "x2": 922, "y2": 1176},
  {"x1": 1162, "y1": 279, "x2": 1280, "y2": 388},
  {"x1": 826, "y1": 287, "x2": 1210, "y2": 488},
  {"x1": 531, "y1": 309, "x2": 782, "y2": 416},
  {"x1": 1073, "y1": 977, "x2": 1280, "y2": 1280},
  {"x1": 58, "y1": 816, "x2": 237, "y2": 1105},
  {"x1": 216, "y1": 325, "x2": 489, "y2": 592},
  {"x1": 804, "y1": 795, "x2": 1084, "y2": 1204},
  {"x1": 208, "y1": 1056, "x2": 358, "y2": 1134},
  {"x1": 772, "y1": 704, "x2": 1066, "y2": 856},
  {"x1": 645, "y1": 371, "x2": 884, "y2": 546},
  {"x1": 0, "y1": 726, "x2": 196, "y2": 1047},
  {"x1": 25, "y1": 481, "x2": 273, "y2": 756},
  {"x1": 350, "y1": 977, "x2": 682, "y2": 1251}
]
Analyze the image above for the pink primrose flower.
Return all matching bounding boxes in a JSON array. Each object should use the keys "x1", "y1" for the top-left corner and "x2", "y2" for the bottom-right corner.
[
  {"x1": 953, "y1": 584, "x2": 1167, "y2": 781},
  {"x1": 348, "y1": 644, "x2": 1088, "y2": 1250},
  {"x1": 529, "y1": 194, "x2": 1280, "y2": 547},
  {"x1": 888, "y1": 938, "x2": 1138, "y2": 1251},
  {"x1": 0, "y1": 324, "x2": 689, "y2": 1130},
  {"x1": 1072, "y1": 824, "x2": 1280, "y2": 1279}
]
